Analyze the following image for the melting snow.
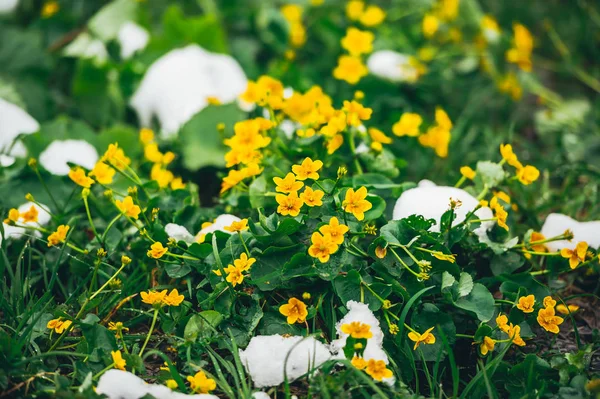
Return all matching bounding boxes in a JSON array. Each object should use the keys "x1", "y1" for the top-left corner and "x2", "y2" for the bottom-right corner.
[
  {"x1": 239, "y1": 335, "x2": 332, "y2": 388},
  {"x1": 130, "y1": 45, "x2": 248, "y2": 137},
  {"x1": 165, "y1": 214, "x2": 241, "y2": 245},
  {"x1": 39, "y1": 139, "x2": 99, "y2": 175},
  {"x1": 367, "y1": 50, "x2": 419, "y2": 83},
  {"x1": 0, "y1": 202, "x2": 51, "y2": 245},
  {"x1": 0, "y1": 0, "x2": 18, "y2": 14},
  {"x1": 117, "y1": 21, "x2": 149, "y2": 60},
  {"x1": 540, "y1": 213, "x2": 600, "y2": 250},
  {"x1": 0, "y1": 98, "x2": 40, "y2": 163}
]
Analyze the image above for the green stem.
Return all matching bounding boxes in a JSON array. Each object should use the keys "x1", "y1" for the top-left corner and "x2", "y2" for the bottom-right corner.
[
  {"x1": 102, "y1": 214, "x2": 122, "y2": 242},
  {"x1": 347, "y1": 129, "x2": 363, "y2": 175},
  {"x1": 139, "y1": 308, "x2": 159, "y2": 356},
  {"x1": 83, "y1": 194, "x2": 100, "y2": 241},
  {"x1": 456, "y1": 333, "x2": 475, "y2": 339}
]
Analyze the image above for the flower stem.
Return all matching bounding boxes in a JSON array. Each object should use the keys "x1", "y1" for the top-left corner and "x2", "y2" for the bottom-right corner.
[{"x1": 139, "y1": 308, "x2": 159, "y2": 356}]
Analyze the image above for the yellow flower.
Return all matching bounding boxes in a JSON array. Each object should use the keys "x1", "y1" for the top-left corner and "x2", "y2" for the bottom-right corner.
[
  {"x1": 408, "y1": 326, "x2": 436, "y2": 350},
  {"x1": 438, "y1": 0, "x2": 460, "y2": 21},
  {"x1": 239, "y1": 76, "x2": 285, "y2": 109},
  {"x1": 232, "y1": 253, "x2": 256, "y2": 272},
  {"x1": 498, "y1": 72, "x2": 523, "y2": 101},
  {"x1": 375, "y1": 246, "x2": 387, "y2": 259},
  {"x1": 346, "y1": 0, "x2": 364, "y2": 20},
  {"x1": 516, "y1": 165, "x2": 540, "y2": 185},
  {"x1": 163, "y1": 289, "x2": 185, "y2": 306},
  {"x1": 516, "y1": 295, "x2": 535, "y2": 313},
  {"x1": 499, "y1": 143, "x2": 522, "y2": 169},
  {"x1": 341, "y1": 321, "x2": 373, "y2": 339},
  {"x1": 274, "y1": 173, "x2": 304, "y2": 194},
  {"x1": 496, "y1": 313, "x2": 510, "y2": 333},
  {"x1": 333, "y1": 55, "x2": 368, "y2": 85},
  {"x1": 422, "y1": 14, "x2": 439, "y2": 38},
  {"x1": 342, "y1": 186, "x2": 372, "y2": 221},
  {"x1": 341, "y1": 28, "x2": 374, "y2": 56},
  {"x1": 432, "y1": 252, "x2": 456, "y2": 263},
  {"x1": 276, "y1": 192, "x2": 304, "y2": 216},
  {"x1": 90, "y1": 162, "x2": 115, "y2": 185},
  {"x1": 47, "y1": 225, "x2": 69, "y2": 247},
  {"x1": 139, "y1": 128, "x2": 154, "y2": 144},
  {"x1": 319, "y1": 217, "x2": 349, "y2": 245},
  {"x1": 187, "y1": 370, "x2": 216, "y2": 394},
  {"x1": 543, "y1": 296, "x2": 557, "y2": 309},
  {"x1": 351, "y1": 356, "x2": 367, "y2": 369},
  {"x1": 115, "y1": 196, "x2": 141, "y2": 219},
  {"x1": 489, "y1": 196, "x2": 509, "y2": 231},
  {"x1": 460, "y1": 166, "x2": 476, "y2": 180},
  {"x1": 368, "y1": 128, "x2": 392, "y2": 151},
  {"x1": 102, "y1": 143, "x2": 131, "y2": 170},
  {"x1": 537, "y1": 306, "x2": 564, "y2": 334},
  {"x1": 281, "y1": 4, "x2": 303, "y2": 23},
  {"x1": 111, "y1": 350, "x2": 126, "y2": 371},
  {"x1": 141, "y1": 290, "x2": 168, "y2": 306},
  {"x1": 165, "y1": 379, "x2": 178, "y2": 389},
  {"x1": 556, "y1": 304, "x2": 580, "y2": 315},
  {"x1": 392, "y1": 113, "x2": 422, "y2": 137},
  {"x1": 560, "y1": 241, "x2": 588, "y2": 269},
  {"x1": 108, "y1": 321, "x2": 129, "y2": 338},
  {"x1": 47, "y1": 318, "x2": 72, "y2": 334},
  {"x1": 224, "y1": 264, "x2": 245, "y2": 286},
  {"x1": 292, "y1": 157, "x2": 323, "y2": 181},
  {"x1": 506, "y1": 23, "x2": 533, "y2": 72},
  {"x1": 299, "y1": 187, "x2": 325, "y2": 207},
  {"x1": 68, "y1": 167, "x2": 95, "y2": 188},
  {"x1": 418, "y1": 125, "x2": 451, "y2": 158},
  {"x1": 20, "y1": 205, "x2": 39, "y2": 223},
  {"x1": 507, "y1": 323, "x2": 526, "y2": 346},
  {"x1": 343, "y1": 100, "x2": 372, "y2": 126},
  {"x1": 327, "y1": 134, "x2": 344, "y2": 154},
  {"x1": 170, "y1": 177, "x2": 186, "y2": 190},
  {"x1": 151, "y1": 164, "x2": 174, "y2": 188},
  {"x1": 364, "y1": 359, "x2": 393, "y2": 381},
  {"x1": 224, "y1": 218, "x2": 249, "y2": 233},
  {"x1": 147, "y1": 242, "x2": 168, "y2": 259},
  {"x1": 279, "y1": 297, "x2": 308, "y2": 324},
  {"x1": 480, "y1": 336, "x2": 495, "y2": 356},
  {"x1": 308, "y1": 232, "x2": 339, "y2": 263},
  {"x1": 41, "y1": 1, "x2": 59, "y2": 18},
  {"x1": 359, "y1": 5, "x2": 386, "y2": 27},
  {"x1": 529, "y1": 231, "x2": 547, "y2": 252},
  {"x1": 4, "y1": 208, "x2": 20, "y2": 224}
]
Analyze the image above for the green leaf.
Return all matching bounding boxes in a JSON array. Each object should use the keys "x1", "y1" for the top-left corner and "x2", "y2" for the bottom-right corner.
[
  {"x1": 363, "y1": 195, "x2": 386, "y2": 221},
  {"x1": 475, "y1": 161, "x2": 505, "y2": 188},
  {"x1": 184, "y1": 311, "x2": 223, "y2": 342},
  {"x1": 249, "y1": 175, "x2": 267, "y2": 209},
  {"x1": 179, "y1": 104, "x2": 246, "y2": 170},
  {"x1": 490, "y1": 252, "x2": 525, "y2": 276},
  {"x1": 333, "y1": 270, "x2": 389, "y2": 311},
  {"x1": 441, "y1": 271, "x2": 456, "y2": 292},
  {"x1": 380, "y1": 215, "x2": 435, "y2": 245},
  {"x1": 454, "y1": 283, "x2": 495, "y2": 322},
  {"x1": 457, "y1": 272, "x2": 474, "y2": 297},
  {"x1": 252, "y1": 244, "x2": 304, "y2": 291},
  {"x1": 80, "y1": 322, "x2": 117, "y2": 362},
  {"x1": 164, "y1": 262, "x2": 191, "y2": 278}
]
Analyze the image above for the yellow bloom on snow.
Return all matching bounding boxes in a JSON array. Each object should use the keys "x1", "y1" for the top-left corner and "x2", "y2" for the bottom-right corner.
[
  {"x1": 341, "y1": 28, "x2": 374, "y2": 56},
  {"x1": 560, "y1": 241, "x2": 588, "y2": 269},
  {"x1": 333, "y1": 55, "x2": 368, "y2": 85},
  {"x1": 460, "y1": 166, "x2": 476, "y2": 180},
  {"x1": 5, "y1": 208, "x2": 20, "y2": 224},
  {"x1": 392, "y1": 113, "x2": 422, "y2": 137},
  {"x1": 341, "y1": 321, "x2": 373, "y2": 339},
  {"x1": 187, "y1": 370, "x2": 216, "y2": 394},
  {"x1": 224, "y1": 218, "x2": 249, "y2": 233},
  {"x1": 90, "y1": 162, "x2": 116, "y2": 185},
  {"x1": 516, "y1": 295, "x2": 535, "y2": 313},
  {"x1": 537, "y1": 306, "x2": 564, "y2": 334},
  {"x1": 147, "y1": 242, "x2": 168, "y2": 259},
  {"x1": 274, "y1": 173, "x2": 304, "y2": 194},
  {"x1": 300, "y1": 187, "x2": 325, "y2": 207},
  {"x1": 276, "y1": 192, "x2": 304, "y2": 216},
  {"x1": 308, "y1": 232, "x2": 339, "y2": 263},
  {"x1": 365, "y1": 359, "x2": 393, "y2": 381},
  {"x1": 47, "y1": 225, "x2": 69, "y2": 247},
  {"x1": 115, "y1": 196, "x2": 141, "y2": 219},
  {"x1": 20, "y1": 205, "x2": 39, "y2": 223},
  {"x1": 408, "y1": 326, "x2": 435, "y2": 350},
  {"x1": 351, "y1": 356, "x2": 367, "y2": 369},
  {"x1": 319, "y1": 216, "x2": 349, "y2": 245},
  {"x1": 69, "y1": 167, "x2": 95, "y2": 188},
  {"x1": 292, "y1": 157, "x2": 323, "y2": 181},
  {"x1": 529, "y1": 231, "x2": 548, "y2": 253},
  {"x1": 279, "y1": 297, "x2": 308, "y2": 324},
  {"x1": 480, "y1": 336, "x2": 495, "y2": 356},
  {"x1": 342, "y1": 186, "x2": 372, "y2": 221},
  {"x1": 111, "y1": 350, "x2": 126, "y2": 371},
  {"x1": 165, "y1": 379, "x2": 178, "y2": 389}
]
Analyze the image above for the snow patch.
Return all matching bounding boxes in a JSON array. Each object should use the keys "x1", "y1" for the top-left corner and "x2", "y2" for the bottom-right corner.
[
  {"x1": 0, "y1": 0, "x2": 18, "y2": 14},
  {"x1": 117, "y1": 21, "x2": 149, "y2": 59},
  {"x1": 39, "y1": 139, "x2": 99, "y2": 175},
  {"x1": 541, "y1": 213, "x2": 600, "y2": 251},
  {"x1": 367, "y1": 50, "x2": 419, "y2": 83},
  {"x1": 96, "y1": 369, "x2": 218, "y2": 399},
  {"x1": 0, "y1": 98, "x2": 39, "y2": 160},
  {"x1": 0, "y1": 202, "x2": 51, "y2": 245},
  {"x1": 239, "y1": 335, "x2": 332, "y2": 388},
  {"x1": 130, "y1": 45, "x2": 247, "y2": 137}
]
